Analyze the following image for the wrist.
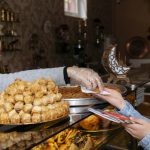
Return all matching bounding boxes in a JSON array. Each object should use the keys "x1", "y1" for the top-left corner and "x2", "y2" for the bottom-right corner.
[
  {"x1": 117, "y1": 100, "x2": 126, "y2": 110},
  {"x1": 67, "y1": 66, "x2": 78, "y2": 78}
]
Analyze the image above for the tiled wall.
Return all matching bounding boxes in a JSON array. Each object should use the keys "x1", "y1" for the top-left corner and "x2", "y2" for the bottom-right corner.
[{"x1": 0, "y1": 0, "x2": 113, "y2": 72}]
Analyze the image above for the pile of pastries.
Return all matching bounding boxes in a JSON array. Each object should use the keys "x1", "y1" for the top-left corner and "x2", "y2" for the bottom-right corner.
[{"x1": 0, "y1": 78, "x2": 69, "y2": 124}]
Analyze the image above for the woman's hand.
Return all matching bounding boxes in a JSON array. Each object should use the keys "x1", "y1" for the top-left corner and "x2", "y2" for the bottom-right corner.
[
  {"x1": 122, "y1": 117, "x2": 150, "y2": 140},
  {"x1": 67, "y1": 66, "x2": 103, "y2": 91},
  {"x1": 93, "y1": 88, "x2": 126, "y2": 110}
]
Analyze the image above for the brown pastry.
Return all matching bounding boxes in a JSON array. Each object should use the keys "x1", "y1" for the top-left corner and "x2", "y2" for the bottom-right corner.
[
  {"x1": 10, "y1": 113, "x2": 20, "y2": 124},
  {"x1": 4, "y1": 102, "x2": 13, "y2": 112},
  {"x1": 6, "y1": 96, "x2": 15, "y2": 104},
  {"x1": 21, "y1": 113, "x2": 31, "y2": 123},
  {"x1": 0, "y1": 107, "x2": 5, "y2": 113},
  {"x1": 24, "y1": 95, "x2": 33, "y2": 104},
  {"x1": 41, "y1": 106, "x2": 49, "y2": 113},
  {"x1": 14, "y1": 102, "x2": 24, "y2": 112},
  {"x1": 14, "y1": 94, "x2": 24, "y2": 102},
  {"x1": 32, "y1": 106, "x2": 42, "y2": 114},
  {"x1": 79, "y1": 115, "x2": 101, "y2": 130},
  {"x1": 41, "y1": 96, "x2": 49, "y2": 105},
  {"x1": 23, "y1": 104, "x2": 33, "y2": 113},
  {"x1": 0, "y1": 112, "x2": 10, "y2": 124},
  {"x1": 19, "y1": 110, "x2": 24, "y2": 118},
  {"x1": 32, "y1": 113, "x2": 41, "y2": 123},
  {"x1": 9, "y1": 109, "x2": 17, "y2": 118},
  {"x1": 34, "y1": 91, "x2": 44, "y2": 98},
  {"x1": 23, "y1": 91, "x2": 32, "y2": 96},
  {"x1": 33, "y1": 98, "x2": 42, "y2": 106}
]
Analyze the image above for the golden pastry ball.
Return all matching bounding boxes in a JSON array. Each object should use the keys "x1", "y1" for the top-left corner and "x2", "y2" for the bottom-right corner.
[{"x1": 79, "y1": 115, "x2": 101, "y2": 130}]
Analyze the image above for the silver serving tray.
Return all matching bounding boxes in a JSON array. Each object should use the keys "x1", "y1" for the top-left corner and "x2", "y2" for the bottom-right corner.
[
  {"x1": 69, "y1": 106, "x2": 90, "y2": 114},
  {"x1": 63, "y1": 98, "x2": 106, "y2": 106}
]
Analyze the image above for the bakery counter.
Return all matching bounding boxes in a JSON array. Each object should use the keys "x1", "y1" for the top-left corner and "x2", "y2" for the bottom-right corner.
[{"x1": 0, "y1": 113, "x2": 89, "y2": 149}]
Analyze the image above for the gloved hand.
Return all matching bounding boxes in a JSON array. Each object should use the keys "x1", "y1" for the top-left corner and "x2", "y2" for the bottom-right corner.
[{"x1": 67, "y1": 66, "x2": 103, "y2": 91}]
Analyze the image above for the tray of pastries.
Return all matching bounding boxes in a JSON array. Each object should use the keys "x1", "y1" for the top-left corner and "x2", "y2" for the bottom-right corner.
[{"x1": 0, "y1": 78, "x2": 69, "y2": 126}]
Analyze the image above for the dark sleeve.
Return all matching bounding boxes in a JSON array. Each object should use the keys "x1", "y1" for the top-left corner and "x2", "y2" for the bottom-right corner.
[{"x1": 63, "y1": 66, "x2": 70, "y2": 84}]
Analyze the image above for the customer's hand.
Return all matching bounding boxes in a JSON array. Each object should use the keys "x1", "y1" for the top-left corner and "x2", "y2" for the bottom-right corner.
[
  {"x1": 93, "y1": 88, "x2": 125, "y2": 110},
  {"x1": 67, "y1": 66, "x2": 103, "y2": 91},
  {"x1": 122, "y1": 117, "x2": 150, "y2": 140}
]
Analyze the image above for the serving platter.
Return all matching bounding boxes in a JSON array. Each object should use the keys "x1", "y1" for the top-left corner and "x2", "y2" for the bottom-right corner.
[
  {"x1": 0, "y1": 114, "x2": 69, "y2": 132},
  {"x1": 64, "y1": 98, "x2": 106, "y2": 107}
]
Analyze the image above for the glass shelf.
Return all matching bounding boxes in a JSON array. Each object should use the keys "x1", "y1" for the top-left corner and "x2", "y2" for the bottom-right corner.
[{"x1": 0, "y1": 103, "x2": 109, "y2": 149}]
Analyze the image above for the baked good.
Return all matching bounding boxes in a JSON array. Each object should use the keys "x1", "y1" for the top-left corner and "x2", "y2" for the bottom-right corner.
[
  {"x1": 79, "y1": 115, "x2": 101, "y2": 130},
  {"x1": 0, "y1": 78, "x2": 69, "y2": 124}
]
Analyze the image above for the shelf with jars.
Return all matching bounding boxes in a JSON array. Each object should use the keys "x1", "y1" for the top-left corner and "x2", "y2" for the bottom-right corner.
[{"x1": 0, "y1": 1, "x2": 21, "y2": 52}]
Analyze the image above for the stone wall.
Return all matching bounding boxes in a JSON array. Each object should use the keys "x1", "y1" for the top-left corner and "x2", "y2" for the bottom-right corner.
[{"x1": 0, "y1": 0, "x2": 113, "y2": 72}]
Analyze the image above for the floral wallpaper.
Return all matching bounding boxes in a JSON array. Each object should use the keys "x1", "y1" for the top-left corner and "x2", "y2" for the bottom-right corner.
[{"x1": 0, "y1": 0, "x2": 113, "y2": 72}]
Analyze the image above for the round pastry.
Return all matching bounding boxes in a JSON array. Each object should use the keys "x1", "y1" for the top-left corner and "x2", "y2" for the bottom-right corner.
[
  {"x1": 0, "y1": 112, "x2": 10, "y2": 124},
  {"x1": 32, "y1": 106, "x2": 42, "y2": 114},
  {"x1": 30, "y1": 83, "x2": 41, "y2": 93},
  {"x1": 35, "y1": 91, "x2": 44, "y2": 98},
  {"x1": 14, "y1": 102, "x2": 24, "y2": 112},
  {"x1": 47, "y1": 95, "x2": 55, "y2": 104},
  {"x1": 0, "y1": 100, "x2": 4, "y2": 107},
  {"x1": 0, "y1": 107, "x2": 5, "y2": 113},
  {"x1": 41, "y1": 106, "x2": 49, "y2": 113},
  {"x1": 14, "y1": 94, "x2": 24, "y2": 102},
  {"x1": 21, "y1": 113, "x2": 31, "y2": 123},
  {"x1": 10, "y1": 113, "x2": 20, "y2": 124},
  {"x1": 55, "y1": 93, "x2": 62, "y2": 102},
  {"x1": 32, "y1": 113, "x2": 41, "y2": 123},
  {"x1": 41, "y1": 112, "x2": 47, "y2": 122},
  {"x1": 19, "y1": 110, "x2": 24, "y2": 118},
  {"x1": 40, "y1": 86, "x2": 47, "y2": 94},
  {"x1": 6, "y1": 88, "x2": 17, "y2": 96},
  {"x1": 41, "y1": 96, "x2": 49, "y2": 105},
  {"x1": 23, "y1": 91, "x2": 32, "y2": 96},
  {"x1": 5, "y1": 96, "x2": 15, "y2": 104},
  {"x1": 4, "y1": 102, "x2": 14, "y2": 112},
  {"x1": 33, "y1": 98, "x2": 42, "y2": 106},
  {"x1": 24, "y1": 95, "x2": 33, "y2": 104},
  {"x1": 79, "y1": 115, "x2": 101, "y2": 130},
  {"x1": 9, "y1": 109, "x2": 17, "y2": 118},
  {"x1": 23, "y1": 104, "x2": 33, "y2": 113},
  {"x1": 47, "y1": 104, "x2": 55, "y2": 110}
]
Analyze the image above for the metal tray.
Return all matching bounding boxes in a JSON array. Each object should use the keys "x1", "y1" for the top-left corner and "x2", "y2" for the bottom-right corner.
[
  {"x1": 0, "y1": 114, "x2": 69, "y2": 132},
  {"x1": 69, "y1": 103, "x2": 109, "y2": 114},
  {"x1": 69, "y1": 106, "x2": 90, "y2": 114},
  {"x1": 64, "y1": 98, "x2": 106, "y2": 107}
]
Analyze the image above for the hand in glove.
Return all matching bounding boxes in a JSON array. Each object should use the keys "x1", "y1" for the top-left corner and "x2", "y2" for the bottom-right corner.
[{"x1": 67, "y1": 66, "x2": 103, "y2": 91}]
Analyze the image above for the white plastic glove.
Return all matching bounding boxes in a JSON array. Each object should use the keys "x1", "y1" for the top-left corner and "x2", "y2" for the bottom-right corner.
[{"x1": 67, "y1": 66, "x2": 103, "y2": 91}]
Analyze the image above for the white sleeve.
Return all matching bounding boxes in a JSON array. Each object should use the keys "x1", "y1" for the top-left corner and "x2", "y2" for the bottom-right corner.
[{"x1": 0, "y1": 67, "x2": 66, "y2": 92}]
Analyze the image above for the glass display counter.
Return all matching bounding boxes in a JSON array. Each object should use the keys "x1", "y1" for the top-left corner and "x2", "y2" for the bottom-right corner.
[{"x1": 0, "y1": 74, "x2": 149, "y2": 150}]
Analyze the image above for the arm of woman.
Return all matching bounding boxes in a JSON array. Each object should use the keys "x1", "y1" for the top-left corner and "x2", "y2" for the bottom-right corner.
[{"x1": 93, "y1": 88, "x2": 150, "y2": 122}]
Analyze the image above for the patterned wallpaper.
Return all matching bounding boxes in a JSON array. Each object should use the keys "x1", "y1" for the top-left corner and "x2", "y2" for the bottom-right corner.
[{"x1": 0, "y1": 0, "x2": 113, "y2": 72}]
